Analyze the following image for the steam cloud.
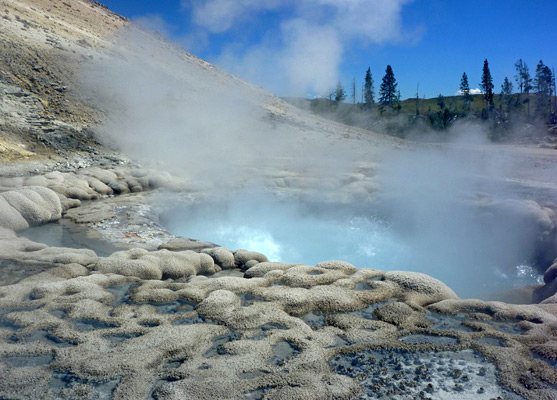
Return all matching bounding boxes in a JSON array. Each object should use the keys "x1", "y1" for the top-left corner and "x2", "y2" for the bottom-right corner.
[
  {"x1": 375, "y1": 130, "x2": 546, "y2": 297},
  {"x1": 180, "y1": 0, "x2": 419, "y2": 95},
  {"x1": 80, "y1": 25, "x2": 552, "y2": 300},
  {"x1": 80, "y1": 26, "x2": 361, "y2": 189}
]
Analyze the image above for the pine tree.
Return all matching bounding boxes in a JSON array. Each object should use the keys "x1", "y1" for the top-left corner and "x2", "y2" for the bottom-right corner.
[
  {"x1": 363, "y1": 67, "x2": 374, "y2": 108},
  {"x1": 549, "y1": 66, "x2": 557, "y2": 118},
  {"x1": 514, "y1": 59, "x2": 525, "y2": 103},
  {"x1": 500, "y1": 77, "x2": 513, "y2": 114},
  {"x1": 501, "y1": 77, "x2": 513, "y2": 96},
  {"x1": 534, "y1": 60, "x2": 553, "y2": 116},
  {"x1": 379, "y1": 65, "x2": 398, "y2": 112},
  {"x1": 522, "y1": 62, "x2": 533, "y2": 117},
  {"x1": 480, "y1": 59, "x2": 494, "y2": 111},
  {"x1": 415, "y1": 82, "x2": 420, "y2": 115},
  {"x1": 334, "y1": 81, "x2": 346, "y2": 103},
  {"x1": 437, "y1": 94, "x2": 445, "y2": 110},
  {"x1": 460, "y1": 72, "x2": 471, "y2": 111},
  {"x1": 534, "y1": 60, "x2": 547, "y2": 93}
]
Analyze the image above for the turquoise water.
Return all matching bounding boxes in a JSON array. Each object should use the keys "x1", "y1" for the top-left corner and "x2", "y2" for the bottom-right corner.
[
  {"x1": 163, "y1": 197, "x2": 543, "y2": 299},
  {"x1": 165, "y1": 202, "x2": 407, "y2": 270}
]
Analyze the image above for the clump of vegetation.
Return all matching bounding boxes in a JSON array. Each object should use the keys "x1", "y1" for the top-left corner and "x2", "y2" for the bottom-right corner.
[{"x1": 286, "y1": 59, "x2": 556, "y2": 143}]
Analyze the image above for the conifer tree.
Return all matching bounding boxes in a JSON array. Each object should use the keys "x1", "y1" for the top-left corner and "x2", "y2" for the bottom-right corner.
[
  {"x1": 500, "y1": 77, "x2": 513, "y2": 96},
  {"x1": 514, "y1": 59, "x2": 525, "y2": 103},
  {"x1": 437, "y1": 94, "x2": 445, "y2": 110},
  {"x1": 522, "y1": 62, "x2": 533, "y2": 117},
  {"x1": 480, "y1": 59, "x2": 494, "y2": 111},
  {"x1": 500, "y1": 77, "x2": 513, "y2": 114},
  {"x1": 363, "y1": 67, "x2": 374, "y2": 108},
  {"x1": 460, "y1": 72, "x2": 471, "y2": 111},
  {"x1": 334, "y1": 81, "x2": 346, "y2": 103},
  {"x1": 549, "y1": 66, "x2": 557, "y2": 118},
  {"x1": 379, "y1": 65, "x2": 398, "y2": 112},
  {"x1": 534, "y1": 60, "x2": 553, "y2": 115}
]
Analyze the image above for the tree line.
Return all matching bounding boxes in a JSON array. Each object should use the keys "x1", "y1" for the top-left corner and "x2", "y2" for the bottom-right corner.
[
  {"x1": 329, "y1": 64, "x2": 402, "y2": 114},
  {"x1": 461, "y1": 59, "x2": 556, "y2": 121},
  {"x1": 327, "y1": 58, "x2": 556, "y2": 135}
]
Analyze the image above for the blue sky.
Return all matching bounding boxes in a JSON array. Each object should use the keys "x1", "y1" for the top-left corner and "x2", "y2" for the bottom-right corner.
[{"x1": 100, "y1": 0, "x2": 557, "y2": 100}]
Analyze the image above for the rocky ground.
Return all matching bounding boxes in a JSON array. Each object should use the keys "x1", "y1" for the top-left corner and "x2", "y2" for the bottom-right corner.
[
  {"x1": 0, "y1": 1, "x2": 557, "y2": 399},
  {"x1": 0, "y1": 166, "x2": 556, "y2": 399}
]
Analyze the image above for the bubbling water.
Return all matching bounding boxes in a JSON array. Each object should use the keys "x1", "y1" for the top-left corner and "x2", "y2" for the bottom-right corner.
[
  {"x1": 162, "y1": 195, "x2": 543, "y2": 299},
  {"x1": 173, "y1": 212, "x2": 405, "y2": 269}
]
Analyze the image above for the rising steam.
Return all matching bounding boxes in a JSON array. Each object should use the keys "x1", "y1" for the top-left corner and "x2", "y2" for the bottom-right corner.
[
  {"x1": 80, "y1": 26, "x2": 362, "y2": 189},
  {"x1": 175, "y1": 0, "x2": 420, "y2": 95},
  {"x1": 80, "y1": 25, "x2": 552, "y2": 299}
]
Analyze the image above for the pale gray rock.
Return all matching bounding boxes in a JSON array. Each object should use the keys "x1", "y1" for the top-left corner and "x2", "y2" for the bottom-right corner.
[
  {"x1": 84, "y1": 175, "x2": 114, "y2": 195},
  {"x1": 0, "y1": 186, "x2": 62, "y2": 231},
  {"x1": 82, "y1": 167, "x2": 119, "y2": 185},
  {"x1": 126, "y1": 177, "x2": 143, "y2": 192},
  {"x1": 23, "y1": 175, "x2": 49, "y2": 186},
  {"x1": 534, "y1": 258, "x2": 557, "y2": 302},
  {"x1": 234, "y1": 249, "x2": 269, "y2": 266},
  {"x1": 243, "y1": 259, "x2": 259, "y2": 269},
  {"x1": 0, "y1": 196, "x2": 29, "y2": 231},
  {"x1": 159, "y1": 237, "x2": 217, "y2": 252},
  {"x1": 315, "y1": 260, "x2": 358, "y2": 274},
  {"x1": 56, "y1": 192, "x2": 81, "y2": 211},
  {"x1": 107, "y1": 179, "x2": 130, "y2": 194},
  {"x1": 384, "y1": 270, "x2": 458, "y2": 306},
  {"x1": 201, "y1": 247, "x2": 236, "y2": 269},
  {"x1": 94, "y1": 248, "x2": 216, "y2": 280},
  {"x1": 544, "y1": 259, "x2": 557, "y2": 283},
  {"x1": 94, "y1": 248, "x2": 164, "y2": 280},
  {"x1": 244, "y1": 262, "x2": 301, "y2": 278}
]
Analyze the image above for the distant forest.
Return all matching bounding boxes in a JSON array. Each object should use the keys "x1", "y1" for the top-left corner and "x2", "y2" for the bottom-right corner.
[{"x1": 284, "y1": 59, "x2": 557, "y2": 143}]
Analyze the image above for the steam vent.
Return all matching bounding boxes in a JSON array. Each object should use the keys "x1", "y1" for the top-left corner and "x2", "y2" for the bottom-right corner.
[{"x1": 1, "y1": 0, "x2": 557, "y2": 399}]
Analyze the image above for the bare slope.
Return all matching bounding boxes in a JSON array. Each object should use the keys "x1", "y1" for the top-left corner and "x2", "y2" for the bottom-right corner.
[
  {"x1": 0, "y1": 0, "x2": 128, "y2": 159},
  {"x1": 0, "y1": 0, "x2": 399, "y2": 165}
]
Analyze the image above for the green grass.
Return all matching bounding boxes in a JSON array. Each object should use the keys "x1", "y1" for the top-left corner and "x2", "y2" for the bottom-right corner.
[
  {"x1": 283, "y1": 93, "x2": 556, "y2": 141},
  {"x1": 285, "y1": 93, "x2": 542, "y2": 116}
]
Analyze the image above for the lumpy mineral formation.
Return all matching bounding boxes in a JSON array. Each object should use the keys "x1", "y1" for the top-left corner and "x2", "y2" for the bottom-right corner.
[{"x1": 0, "y1": 166, "x2": 556, "y2": 400}]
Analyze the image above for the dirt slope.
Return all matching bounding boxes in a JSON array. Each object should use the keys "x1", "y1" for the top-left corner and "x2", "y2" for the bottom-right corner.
[
  {"x1": 0, "y1": 0, "x2": 402, "y2": 166},
  {"x1": 0, "y1": 0, "x2": 130, "y2": 160}
]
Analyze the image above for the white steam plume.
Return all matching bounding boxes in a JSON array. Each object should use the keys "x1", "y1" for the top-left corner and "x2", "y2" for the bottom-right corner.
[
  {"x1": 183, "y1": 0, "x2": 419, "y2": 95},
  {"x1": 374, "y1": 127, "x2": 552, "y2": 297},
  {"x1": 79, "y1": 25, "x2": 554, "y2": 300},
  {"x1": 79, "y1": 26, "x2": 363, "y2": 190},
  {"x1": 188, "y1": 0, "x2": 283, "y2": 33}
]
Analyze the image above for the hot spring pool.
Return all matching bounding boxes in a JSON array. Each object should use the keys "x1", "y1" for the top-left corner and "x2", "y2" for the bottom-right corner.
[
  {"x1": 162, "y1": 196, "x2": 543, "y2": 299},
  {"x1": 20, "y1": 219, "x2": 126, "y2": 257}
]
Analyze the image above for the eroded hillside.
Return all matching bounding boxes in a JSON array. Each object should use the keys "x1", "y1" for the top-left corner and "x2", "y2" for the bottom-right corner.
[
  {"x1": 0, "y1": 0, "x2": 130, "y2": 160},
  {"x1": 0, "y1": 0, "x2": 401, "y2": 167}
]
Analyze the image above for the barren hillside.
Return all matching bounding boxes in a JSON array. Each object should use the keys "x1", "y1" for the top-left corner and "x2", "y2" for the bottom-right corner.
[
  {"x1": 0, "y1": 0, "x2": 401, "y2": 167},
  {"x1": 0, "y1": 0, "x2": 129, "y2": 159}
]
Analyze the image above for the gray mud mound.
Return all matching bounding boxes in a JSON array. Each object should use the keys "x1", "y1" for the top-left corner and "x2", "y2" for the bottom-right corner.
[{"x1": 0, "y1": 255, "x2": 556, "y2": 399}]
